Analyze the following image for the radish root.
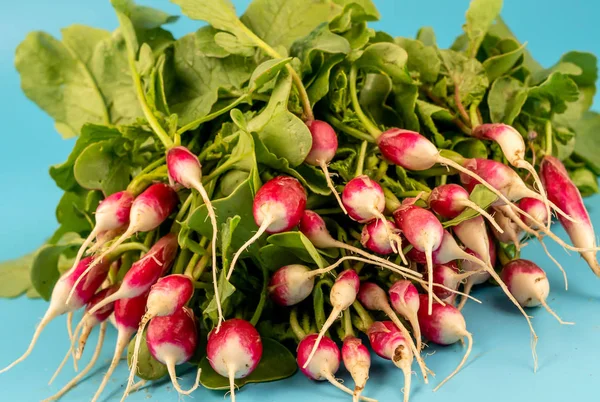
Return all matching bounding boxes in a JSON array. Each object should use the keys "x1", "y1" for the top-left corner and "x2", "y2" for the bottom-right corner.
[
  {"x1": 321, "y1": 161, "x2": 347, "y2": 215},
  {"x1": 433, "y1": 331, "x2": 473, "y2": 391}
]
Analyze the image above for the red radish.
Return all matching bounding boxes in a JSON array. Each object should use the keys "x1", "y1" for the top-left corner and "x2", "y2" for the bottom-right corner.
[
  {"x1": 361, "y1": 219, "x2": 408, "y2": 264},
  {"x1": 145, "y1": 307, "x2": 201, "y2": 396},
  {"x1": 342, "y1": 336, "x2": 371, "y2": 402},
  {"x1": 228, "y1": 176, "x2": 307, "y2": 284},
  {"x1": 299, "y1": 210, "x2": 417, "y2": 277},
  {"x1": 393, "y1": 204, "x2": 444, "y2": 314},
  {"x1": 268, "y1": 264, "x2": 315, "y2": 306},
  {"x1": 389, "y1": 281, "x2": 422, "y2": 352},
  {"x1": 86, "y1": 233, "x2": 179, "y2": 316},
  {"x1": 358, "y1": 282, "x2": 430, "y2": 382},
  {"x1": 297, "y1": 334, "x2": 377, "y2": 402},
  {"x1": 207, "y1": 319, "x2": 263, "y2": 402},
  {"x1": 305, "y1": 120, "x2": 346, "y2": 214},
  {"x1": 519, "y1": 197, "x2": 549, "y2": 229},
  {"x1": 69, "y1": 183, "x2": 179, "y2": 302},
  {"x1": 453, "y1": 216, "x2": 493, "y2": 265},
  {"x1": 417, "y1": 295, "x2": 473, "y2": 391},
  {"x1": 428, "y1": 184, "x2": 503, "y2": 233},
  {"x1": 429, "y1": 264, "x2": 472, "y2": 302},
  {"x1": 91, "y1": 291, "x2": 149, "y2": 402},
  {"x1": 303, "y1": 269, "x2": 360, "y2": 368},
  {"x1": 123, "y1": 274, "x2": 194, "y2": 400},
  {"x1": 501, "y1": 259, "x2": 573, "y2": 325},
  {"x1": 87, "y1": 227, "x2": 125, "y2": 254},
  {"x1": 472, "y1": 123, "x2": 552, "y2": 228},
  {"x1": 70, "y1": 190, "x2": 134, "y2": 275},
  {"x1": 367, "y1": 321, "x2": 413, "y2": 402},
  {"x1": 0, "y1": 256, "x2": 109, "y2": 374}
]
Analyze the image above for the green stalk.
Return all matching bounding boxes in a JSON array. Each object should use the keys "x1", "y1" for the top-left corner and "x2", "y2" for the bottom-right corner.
[
  {"x1": 107, "y1": 242, "x2": 148, "y2": 260},
  {"x1": 323, "y1": 112, "x2": 375, "y2": 143},
  {"x1": 290, "y1": 308, "x2": 306, "y2": 341},
  {"x1": 250, "y1": 264, "x2": 269, "y2": 326},
  {"x1": 343, "y1": 309, "x2": 355, "y2": 339},
  {"x1": 545, "y1": 120, "x2": 553, "y2": 156},
  {"x1": 176, "y1": 94, "x2": 250, "y2": 136},
  {"x1": 355, "y1": 140, "x2": 368, "y2": 177},
  {"x1": 349, "y1": 65, "x2": 382, "y2": 139}
]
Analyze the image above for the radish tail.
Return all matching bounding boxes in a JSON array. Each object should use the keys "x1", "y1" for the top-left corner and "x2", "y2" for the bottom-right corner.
[
  {"x1": 166, "y1": 358, "x2": 201, "y2": 396},
  {"x1": 86, "y1": 289, "x2": 125, "y2": 317},
  {"x1": 322, "y1": 370, "x2": 378, "y2": 402},
  {"x1": 433, "y1": 331, "x2": 472, "y2": 391},
  {"x1": 48, "y1": 347, "x2": 71, "y2": 386},
  {"x1": 321, "y1": 161, "x2": 347, "y2": 215},
  {"x1": 42, "y1": 323, "x2": 107, "y2": 402},
  {"x1": 228, "y1": 217, "x2": 272, "y2": 280},
  {"x1": 390, "y1": 234, "x2": 409, "y2": 265},
  {"x1": 332, "y1": 240, "x2": 419, "y2": 278},
  {"x1": 67, "y1": 312, "x2": 74, "y2": 342},
  {"x1": 539, "y1": 299, "x2": 574, "y2": 325},
  {"x1": 539, "y1": 239, "x2": 568, "y2": 290},
  {"x1": 371, "y1": 210, "x2": 399, "y2": 254},
  {"x1": 407, "y1": 313, "x2": 422, "y2": 352},
  {"x1": 121, "y1": 315, "x2": 152, "y2": 402},
  {"x1": 228, "y1": 366, "x2": 237, "y2": 402},
  {"x1": 91, "y1": 330, "x2": 130, "y2": 402},
  {"x1": 75, "y1": 324, "x2": 94, "y2": 361},
  {"x1": 425, "y1": 245, "x2": 434, "y2": 315},
  {"x1": 303, "y1": 307, "x2": 342, "y2": 369},
  {"x1": 457, "y1": 281, "x2": 474, "y2": 311},
  {"x1": 461, "y1": 199, "x2": 504, "y2": 234},
  {"x1": 70, "y1": 227, "x2": 99, "y2": 279},
  {"x1": 353, "y1": 388, "x2": 361, "y2": 402},
  {"x1": 401, "y1": 366, "x2": 411, "y2": 402}
]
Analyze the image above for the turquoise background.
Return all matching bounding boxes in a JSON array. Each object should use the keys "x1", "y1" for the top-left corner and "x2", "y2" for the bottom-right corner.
[{"x1": 0, "y1": 1, "x2": 599, "y2": 401}]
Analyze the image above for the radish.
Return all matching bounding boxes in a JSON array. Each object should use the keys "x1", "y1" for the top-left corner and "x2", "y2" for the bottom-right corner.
[
  {"x1": 86, "y1": 233, "x2": 179, "y2": 316},
  {"x1": 428, "y1": 184, "x2": 503, "y2": 233},
  {"x1": 491, "y1": 207, "x2": 522, "y2": 249},
  {"x1": 519, "y1": 197, "x2": 549, "y2": 230},
  {"x1": 456, "y1": 249, "x2": 494, "y2": 311},
  {"x1": 472, "y1": 123, "x2": 552, "y2": 228},
  {"x1": 393, "y1": 204, "x2": 444, "y2": 314},
  {"x1": 228, "y1": 176, "x2": 307, "y2": 283},
  {"x1": 123, "y1": 274, "x2": 194, "y2": 400},
  {"x1": 358, "y1": 282, "x2": 430, "y2": 381},
  {"x1": 361, "y1": 219, "x2": 408, "y2": 264},
  {"x1": 417, "y1": 294, "x2": 473, "y2": 391},
  {"x1": 0, "y1": 256, "x2": 109, "y2": 374},
  {"x1": 501, "y1": 259, "x2": 573, "y2": 325},
  {"x1": 145, "y1": 307, "x2": 201, "y2": 397},
  {"x1": 299, "y1": 210, "x2": 417, "y2": 277},
  {"x1": 297, "y1": 334, "x2": 377, "y2": 402},
  {"x1": 207, "y1": 318, "x2": 263, "y2": 402},
  {"x1": 70, "y1": 190, "x2": 134, "y2": 276},
  {"x1": 91, "y1": 291, "x2": 149, "y2": 402},
  {"x1": 69, "y1": 183, "x2": 179, "y2": 302},
  {"x1": 342, "y1": 336, "x2": 371, "y2": 402},
  {"x1": 453, "y1": 216, "x2": 493, "y2": 265},
  {"x1": 429, "y1": 263, "x2": 472, "y2": 302},
  {"x1": 305, "y1": 120, "x2": 346, "y2": 214},
  {"x1": 388, "y1": 281, "x2": 422, "y2": 353},
  {"x1": 303, "y1": 269, "x2": 360, "y2": 368},
  {"x1": 367, "y1": 321, "x2": 413, "y2": 402}
]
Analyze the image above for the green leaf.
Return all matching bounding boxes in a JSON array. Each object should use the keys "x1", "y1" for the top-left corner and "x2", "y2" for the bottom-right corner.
[
  {"x1": 221, "y1": 216, "x2": 241, "y2": 272},
  {"x1": 266, "y1": 232, "x2": 329, "y2": 268},
  {"x1": 358, "y1": 74, "x2": 401, "y2": 128},
  {"x1": 193, "y1": 26, "x2": 230, "y2": 58},
  {"x1": 570, "y1": 168, "x2": 599, "y2": 197},
  {"x1": 199, "y1": 338, "x2": 296, "y2": 389},
  {"x1": 290, "y1": 23, "x2": 350, "y2": 74},
  {"x1": 416, "y1": 27, "x2": 436, "y2": 47},
  {"x1": 214, "y1": 32, "x2": 256, "y2": 57},
  {"x1": 487, "y1": 76, "x2": 527, "y2": 124},
  {"x1": 355, "y1": 42, "x2": 411, "y2": 84},
  {"x1": 415, "y1": 101, "x2": 452, "y2": 148},
  {"x1": 442, "y1": 185, "x2": 498, "y2": 227},
  {"x1": 306, "y1": 53, "x2": 346, "y2": 105},
  {"x1": 526, "y1": 72, "x2": 579, "y2": 117},
  {"x1": 487, "y1": 17, "x2": 543, "y2": 74},
  {"x1": 440, "y1": 49, "x2": 489, "y2": 107},
  {"x1": 574, "y1": 111, "x2": 600, "y2": 175},
  {"x1": 452, "y1": 138, "x2": 489, "y2": 159},
  {"x1": 395, "y1": 37, "x2": 440, "y2": 83},
  {"x1": 464, "y1": 0, "x2": 504, "y2": 58},
  {"x1": 0, "y1": 253, "x2": 36, "y2": 298},
  {"x1": 332, "y1": 0, "x2": 380, "y2": 21},
  {"x1": 393, "y1": 82, "x2": 420, "y2": 132},
  {"x1": 50, "y1": 191, "x2": 95, "y2": 243},
  {"x1": 482, "y1": 40, "x2": 525, "y2": 81},
  {"x1": 73, "y1": 140, "x2": 131, "y2": 195},
  {"x1": 248, "y1": 58, "x2": 293, "y2": 93},
  {"x1": 258, "y1": 244, "x2": 308, "y2": 272},
  {"x1": 127, "y1": 329, "x2": 168, "y2": 381}
]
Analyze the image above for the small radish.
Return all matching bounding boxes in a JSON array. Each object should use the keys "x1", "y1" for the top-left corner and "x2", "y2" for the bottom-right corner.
[
  {"x1": 358, "y1": 282, "x2": 430, "y2": 382},
  {"x1": 304, "y1": 120, "x2": 346, "y2": 213},
  {"x1": 145, "y1": 307, "x2": 201, "y2": 397},
  {"x1": 268, "y1": 264, "x2": 315, "y2": 307},
  {"x1": 91, "y1": 291, "x2": 149, "y2": 402},
  {"x1": 86, "y1": 233, "x2": 179, "y2": 316},
  {"x1": 299, "y1": 210, "x2": 417, "y2": 277},
  {"x1": 297, "y1": 334, "x2": 377, "y2": 402},
  {"x1": 367, "y1": 321, "x2": 413, "y2": 402},
  {"x1": 501, "y1": 259, "x2": 573, "y2": 325},
  {"x1": 303, "y1": 269, "x2": 360, "y2": 368},
  {"x1": 417, "y1": 295, "x2": 473, "y2": 391},
  {"x1": 123, "y1": 274, "x2": 194, "y2": 400},
  {"x1": 361, "y1": 219, "x2": 408, "y2": 264},
  {"x1": 428, "y1": 183, "x2": 503, "y2": 233},
  {"x1": 429, "y1": 264, "x2": 471, "y2": 302},
  {"x1": 69, "y1": 190, "x2": 134, "y2": 276},
  {"x1": 207, "y1": 318, "x2": 263, "y2": 402},
  {"x1": 453, "y1": 215, "x2": 493, "y2": 265},
  {"x1": 519, "y1": 197, "x2": 549, "y2": 230},
  {"x1": 393, "y1": 204, "x2": 444, "y2": 314},
  {"x1": 228, "y1": 176, "x2": 307, "y2": 283},
  {"x1": 69, "y1": 183, "x2": 179, "y2": 302},
  {"x1": 472, "y1": 123, "x2": 552, "y2": 228},
  {"x1": 342, "y1": 336, "x2": 371, "y2": 402},
  {"x1": 389, "y1": 281, "x2": 422, "y2": 353},
  {"x1": 0, "y1": 256, "x2": 109, "y2": 374}
]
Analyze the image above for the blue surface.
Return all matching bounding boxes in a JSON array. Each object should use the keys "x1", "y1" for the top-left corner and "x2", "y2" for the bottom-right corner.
[{"x1": 0, "y1": 1, "x2": 599, "y2": 401}]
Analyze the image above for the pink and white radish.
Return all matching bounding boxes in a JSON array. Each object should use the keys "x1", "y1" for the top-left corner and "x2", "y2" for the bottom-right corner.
[
  {"x1": 123, "y1": 274, "x2": 194, "y2": 400},
  {"x1": 501, "y1": 259, "x2": 573, "y2": 325},
  {"x1": 491, "y1": 207, "x2": 522, "y2": 249},
  {"x1": 389, "y1": 281, "x2": 422, "y2": 353},
  {"x1": 428, "y1": 183, "x2": 503, "y2": 232},
  {"x1": 69, "y1": 183, "x2": 179, "y2": 302},
  {"x1": 342, "y1": 336, "x2": 371, "y2": 402},
  {"x1": 0, "y1": 256, "x2": 109, "y2": 374},
  {"x1": 429, "y1": 263, "x2": 471, "y2": 302},
  {"x1": 207, "y1": 318, "x2": 263, "y2": 402},
  {"x1": 453, "y1": 215, "x2": 493, "y2": 265},
  {"x1": 305, "y1": 120, "x2": 346, "y2": 213},
  {"x1": 299, "y1": 210, "x2": 417, "y2": 277},
  {"x1": 367, "y1": 321, "x2": 413, "y2": 402},
  {"x1": 145, "y1": 307, "x2": 201, "y2": 396},
  {"x1": 519, "y1": 197, "x2": 549, "y2": 230},
  {"x1": 472, "y1": 123, "x2": 551, "y2": 228},
  {"x1": 417, "y1": 295, "x2": 473, "y2": 391},
  {"x1": 393, "y1": 204, "x2": 444, "y2": 314},
  {"x1": 91, "y1": 291, "x2": 149, "y2": 402},
  {"x1": 358, "y1": 282, "x2": 430, "y2": 381},
  {"x1": 361, "y1": 219, "x2": 407, "y2": 264},
  {"x1": 303, "y1": 269, "x2": 360, "y2": 368},
  {"x1": 297, "y1": 334, "x2": 376, "y2": 402}
]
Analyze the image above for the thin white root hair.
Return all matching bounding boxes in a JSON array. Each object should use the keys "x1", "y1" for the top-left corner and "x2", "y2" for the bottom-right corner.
[
  {"x1": 90, "y1": 330, "x2": 131, "y2": 402},
  {"x1": 303, "y1": 307, "x2": 342, "y2": 369},
  {"x1": 167, "y1": 360, "x2": 201, "y2": 396},
  {"x1": 70, "y1": 227, "x2": 100, "y2": 281},
  {"x1": 539, "y1": 239, "x2": 568, "y2": 290},
  {"x1": 67, "y1": 313, "x2": 74, "y2": 342},
  {"x1": 322, "y1": 370, "x2": 378, "y2": 402},
  {"x1": 539, "y1": 299, "x2": 574, "y2": 326},
  {"x1": 120, "y1": 315, "x2": 152, "y2": 402},
  {"x1": 516, "y1": 160, "x2": 552, "y2": 232},
  {"x1": 461, "y1": 199, "x2": 504, "y2": 234},
  {"x1": 425, "y1": 245, "x2": 434, "y2": 315},
  {"x1": 321, "y1": 161, "x2": 347, "y2": 215},
  {"x1": 433, "y1": 332, "x2": 473, "y2": 391},
  {"x1": 228, "y1": 366, "x2": 237, "y2": 402},
  {"x1": 457, "y1": 282, "x2": 474, "y2": 311},
  {"x1": 371, "y1": 209, "x2": 399, "y2": 255},
  {"x1": 48, "y1": 347, "x2": 72, "y2": 386}
]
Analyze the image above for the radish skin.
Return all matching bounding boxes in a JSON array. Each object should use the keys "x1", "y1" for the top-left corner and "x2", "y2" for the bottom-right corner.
[
  {"x1": 491, "y1": 207, "x2": 523, "y2": 250},
  {"x1": 429, "y1": 264, "x2": 472, "y2": 302},
  {"x1": 361, "y1": 219, "x2": 407, "y2": 264},
  {"x1": 453, "y1": 216, "x2": 492, "y2": 265},
  {"x1": 389, "y1": 281, "x2": 422, "y2": 352},
  {"x1": 268, "y1": 264, "x2": 315, "y2": 306},
  {"x1": 342, "y1": 336, "x2": 371, "y2": 402}
]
